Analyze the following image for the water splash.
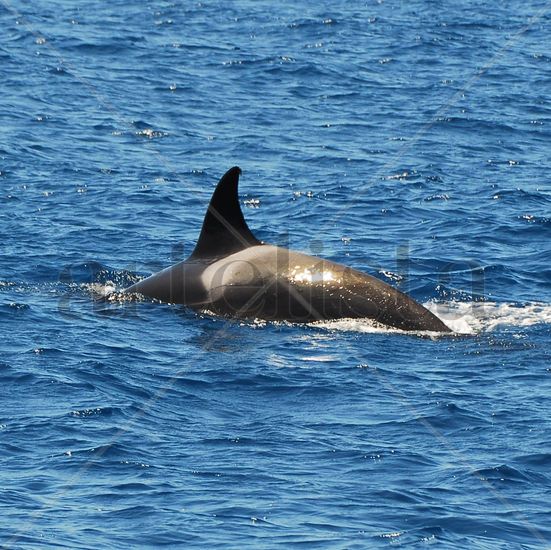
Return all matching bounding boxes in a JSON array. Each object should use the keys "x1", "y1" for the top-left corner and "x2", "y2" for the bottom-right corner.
[
  {"x1": 425, "y1": 301, "x2": 551, "y2": 334},
  {"x1": 310, "y1": 302, "x2": 551, "y2": 335}
]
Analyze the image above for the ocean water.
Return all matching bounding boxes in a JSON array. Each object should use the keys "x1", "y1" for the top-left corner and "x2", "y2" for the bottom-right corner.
[{"x1": 1, "y1": 0, "x2": 550, "y2": 547}]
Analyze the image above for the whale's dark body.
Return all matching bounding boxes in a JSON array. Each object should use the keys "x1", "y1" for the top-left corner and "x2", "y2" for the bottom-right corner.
[{"x1": 125, "y1": 167, "x2": 450, "y2": 332}]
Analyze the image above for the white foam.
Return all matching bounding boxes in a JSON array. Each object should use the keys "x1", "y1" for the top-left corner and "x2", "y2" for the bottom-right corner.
[
  {"x1": 311, "y1": 318, "x2": 406, "y2": 335},
  {"x1": 86, "y1": 282, "x2": 117, "y2": 298},
  {"x1": 424, "y1": 301, "x2": 551, "y2": 334},
  {"x1": 310, "y1": 302, "x2": 551, "y2": 336}
]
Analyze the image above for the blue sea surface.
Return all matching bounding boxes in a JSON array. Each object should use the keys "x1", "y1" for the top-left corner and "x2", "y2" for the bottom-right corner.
[{"x1": 1, "y1": 1, "x2": 551, "y2": 548}]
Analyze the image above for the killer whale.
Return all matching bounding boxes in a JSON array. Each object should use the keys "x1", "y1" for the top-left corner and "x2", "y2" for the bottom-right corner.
[{"x1": 124, "y1": 167, "x2": 451, "y2": 332}]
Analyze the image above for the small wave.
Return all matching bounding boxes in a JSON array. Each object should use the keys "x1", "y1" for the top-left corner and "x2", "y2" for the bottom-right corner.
[
  {"x1": 288, "y1": 17, "x2": 338, "y2": 30},
  {"x1": 69, "y1": 407, "x2": 115, "y2": 418},
  {"x1": 467, "y1": 464, "x2": 542, "y2": 484}
]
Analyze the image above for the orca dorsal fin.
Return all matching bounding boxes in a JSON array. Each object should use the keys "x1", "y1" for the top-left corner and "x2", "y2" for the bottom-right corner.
[{"x1": 190, "y1": 167, "x2": 261, "y2": 259}]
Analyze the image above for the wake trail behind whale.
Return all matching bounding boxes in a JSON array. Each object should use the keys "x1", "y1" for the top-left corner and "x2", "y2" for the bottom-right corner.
[{"x1": 312, "y1": 302, "x2": 551, "y2": 335}]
